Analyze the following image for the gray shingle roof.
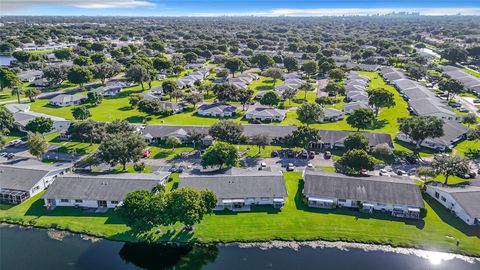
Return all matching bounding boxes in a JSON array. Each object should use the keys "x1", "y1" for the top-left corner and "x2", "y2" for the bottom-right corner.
[
  {"x1": 428, "y1": 180, "x2": 480, "y2": 219},
  {"x1": 178, "y1": 168, "x2": 287, "y2": 199},
  {"x1": 303, "y1": 169, "x2": 424, "y2": 208},
  {"x1": 43, "y1": 173, "x2": 169, "y2": 201},
  {"x1": 0, "y1": 164, "x2": 58, "y2": 191}
]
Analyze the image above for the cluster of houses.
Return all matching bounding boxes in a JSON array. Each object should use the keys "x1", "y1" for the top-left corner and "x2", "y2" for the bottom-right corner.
[
  {"x1": 380, "y1": 67, "x2": 468, "y2": 151},
  {"x1": 139, "y1": 123, "x2": 394, "y2": 150},
  {"x1": 343, "y1": 71, "x2": 373, "y2": 114},
  {"x1": 175, "y1": 68, "x2": 210, "y2": 88},
  {"x1": 271, "y1": 73, "x2": 305, "y2": 98},
  {"x1": 2, "y1": 151, "x2": 479, "y2": 225},
  {"x1": 227, "y1": 73, "x2": 259, "y2": 90}
]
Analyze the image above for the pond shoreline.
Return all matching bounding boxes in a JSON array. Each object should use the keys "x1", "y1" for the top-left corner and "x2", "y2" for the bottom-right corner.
[{"x1": 3, "y1": 222, "x2": 480, "y2": 260}]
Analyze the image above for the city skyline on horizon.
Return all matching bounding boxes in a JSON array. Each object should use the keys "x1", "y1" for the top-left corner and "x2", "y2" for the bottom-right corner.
[{"x1": 1, "y1": 0, "x2": 480, "y2": 16}]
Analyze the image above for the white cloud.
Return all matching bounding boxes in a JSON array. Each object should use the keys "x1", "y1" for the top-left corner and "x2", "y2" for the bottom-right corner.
[
  {"x1": 1, "y1": 0, "x2": 156, "y2": 12},
  {"x1": 192, "y1": 8, "x2": 480, "y2": 17}
]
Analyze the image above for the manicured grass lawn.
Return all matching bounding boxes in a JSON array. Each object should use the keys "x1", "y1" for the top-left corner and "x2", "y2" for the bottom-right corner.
[
  {"x1": 113, "y1": 164, "x2": 153, "y2": 173},
  {"x1": 433, "y1": 175, "x2": 470, "y2": 185},
  {"x1": 454, "y1": 139, "x2": 480, "y2": 157},
  {"x1": 464, "y1": 68, "x2": 480, "y2": 78},
  {"x1": 148, "y1": 144, "x2": 195, "y2": 160},
  {"x1": 1, "y1": 172, "x2": 479, "y2": 256}
]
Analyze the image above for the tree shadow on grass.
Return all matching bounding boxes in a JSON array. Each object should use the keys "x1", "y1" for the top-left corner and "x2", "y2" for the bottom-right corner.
[
  {"x1": 118, "y1": 106, "x2": 133, "y2": 111},
  {"x1": 213, "y1": 205, "x2": 280, "y2": 216},
  {"x1": 424, "y1": 195, "x2": 480, "y2": 238},
  {"x1": 294, "y1": 179, "x2": 426, "y2": 229},
  {"x1": 125, "y1": 115, "x2": 146, "y2": 123},
  {"x1": 370, "y1": 119, "x2": 388, "y2": 129},
  {"x1": 24, "y1": 198, "x2": 125, "y2": 225}
]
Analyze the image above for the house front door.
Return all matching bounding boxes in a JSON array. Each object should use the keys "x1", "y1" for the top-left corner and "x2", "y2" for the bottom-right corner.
[{"x1": 97, "y1": 200, "x2": 107, "y2": 208}]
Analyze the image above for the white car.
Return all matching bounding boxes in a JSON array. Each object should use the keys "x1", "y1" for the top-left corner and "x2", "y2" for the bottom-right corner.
[
  {"x1": 286, "y1": 163, "x2": 295, "y2": 171},
  {"x1": 260, "y1": 162, "x2": 267, "y2": 168},
  {"x1": 307, "y1": 163, "x2": 313, "y2": 168},
  {"x1": 379, "y1": 169, "x2": 391, "y2": 177}
]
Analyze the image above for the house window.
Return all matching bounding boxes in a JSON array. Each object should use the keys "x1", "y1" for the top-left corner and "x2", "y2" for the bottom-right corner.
[
  {"x1": 111, "y1": 201, "x2": 119, "y2": 204},
  {"x1": 75, "y1": 200, "x2": 83, "y2": 203},
  {"x1": 441, "y1": 196, "x2": 447, "y2": 202},
  {"x1": 338, "y1": 199, "x2": 346, "y2": 203},
  {"x1": 434, "y1": 192, "x2": 440, "y2": 199},
  {"x1": 60, "y1": 199, "x2": 69, "y2": 203}
]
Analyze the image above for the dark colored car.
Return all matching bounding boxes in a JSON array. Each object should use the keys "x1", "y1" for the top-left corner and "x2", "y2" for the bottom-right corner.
[
  {"x1": 271, "y1": 150, "x2": 279, "y2": 157},
  {"x1": 6, "y1": 153, "x2": 15, "y2": 160},
  {"x1": 286, "y1": 149, "x2": 294, "y2": 158},
  {"x1": 323, "y1": 151, "x2": 332, "y2": 159},
  {"x1": 169, "y1": 165, "x2": 178, "y2": 172},
  {"x1": 309, "y1": 151, "x2": 315, "y2": 159},
  {"x1": 405, "y1": 155, "x2": 417, "y2": 164}
]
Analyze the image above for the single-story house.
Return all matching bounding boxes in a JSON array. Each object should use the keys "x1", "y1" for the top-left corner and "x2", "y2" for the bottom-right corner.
[
  {"x1": 18, "y1": 70, "x2": 43, "y2": 82},
  {"x1": 197, "y1": 103, "x2": 237, "y2": 118},
  {"x1": 319, "y1": 108, "x2": 344, "y2": 122},
  {"x1": 343, "y1": 101, "x2": 372, "y2": 114},
  {"x1": 396, "y1": 121, "x2": 468, "y2": 151},
  {"x1": 302, "y1": 168, "x2": 424, "y2": 219},
  {"x1": 310, "y1": 130, "x2": 393, "y2": 150},
  {"x1": 141, "y1": 125, "x2": 211, "y2": 145},
  {"x1": 178, "y1": 167, "x2": 288, "y2": 211},
  {"x1": 48, "y1": 94, "x2": 86, "y2": 107},
  {"x1": 245, "y1": 107, "x2": 286, "y2": 122},
  {"x1": 43, "y1": 172, "x2": 170, "y2": 209},
  {"x1": 0, "y1": 162, "x2": 70, "y2": 204},
  {"x1": 158, "y1": 101, "x2": 186, "y2": 113},
  {"x1": 93, "y1": 85, "x2": 122, "y2": 96},
  {"x1": 425, "y1": 181, "x2": 480, "y2": 225},
  {"x1": 9, "y1": 108, "x2": 71, "y2": 134},
  {"x1": 409, "y1": 98, "x2": 461, "y2": 122},
  {"x1": 31, "y1": 78, "x2": 50, "y2": 87}
]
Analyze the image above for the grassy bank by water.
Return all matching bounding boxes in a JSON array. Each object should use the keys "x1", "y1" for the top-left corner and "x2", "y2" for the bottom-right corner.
[{"x1": 1, "y1": 172, "x2": 479, "y2": 256}]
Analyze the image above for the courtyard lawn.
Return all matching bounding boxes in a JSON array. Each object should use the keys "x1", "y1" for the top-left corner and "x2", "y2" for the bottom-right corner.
[
  {"x1": 237, "y1": 144, "x2": 302, "y2": 158},
  {"x1": 454, "y1": 139, "x2": 480, "y2": 157},
  {"x1": 432, "y1": 175, "x2": 470, "y2": 185},
  {"x1": 148, "y1": 144, "x2": 195, "y2": 160},
  {"x1": 113, "y1": 164, "x2": 153, "y2": 173},
  {"x1": 1, "y1": 172, "x2": 479, "y2": 256}
]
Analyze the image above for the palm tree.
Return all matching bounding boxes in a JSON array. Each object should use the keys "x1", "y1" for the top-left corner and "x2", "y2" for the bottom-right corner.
[
  {"x1": 11, "y1": 86, "x2": 23, "y2": 104},
  {"x1": 24, "y1": 88, "x2": 41, "y2": 102}
]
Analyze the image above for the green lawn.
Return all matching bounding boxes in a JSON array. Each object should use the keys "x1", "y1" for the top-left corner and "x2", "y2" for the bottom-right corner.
[
  {"x1": 149, "y1": 144, "x2": 195, "y2": 160},
  {"x1": 454, "y1": 139, "x2": 480, "y2": 157},
  {"x1": 464, "y1": 68, "x2": 480, "y2": 78},
  {"x1": 1, "y1": 172, "x2": 479, "y2": 256}
]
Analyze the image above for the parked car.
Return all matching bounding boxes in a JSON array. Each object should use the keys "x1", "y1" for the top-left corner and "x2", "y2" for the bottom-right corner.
[
  {"x1": 0, "y1": 152, "x2": 7, "y2": 157},
  {"x1": 379, "y1": 169, "x2": 391, "y2": 177},
  {"x1": 458, "y1": 107, "x2": 469, "y2": 113},
  {"x1": 396, "y1": 169, "x2": 407, "y2": 176},
  {"x1": 300, "y1": 150, "x2": 308, "y2": 158},
  {"x1": 286, "y1": 163, "x2": 295, "y2": 171},
  {"x1": 309, "y1": 151, "x2": 315, "y2": 159},
  {"x1": 169, "y1": 165, "x2": 178, "y2": 172},
  {"x1": 6, "y1": 153, "x2": 15, "y2": 160},
  {"x1": 260, "y1": 162, "x2": 267, "y2": 168},
  {"x1": 448, "y1": 102, "x2": 461, "y2": 108},
  {"x1": 271, "y1": 150, "x2": 279, "y2": 157},
  {"x1": 177, "y1": 165, "x2": 185, "y2": 173},
  {"x1": 286, "y1": 149, "x2": 294, "y2": 158},
  {"x1": 307, "y1": 163, "x2": 313, "y2": 168},
  {"x1": 473, "y1": 100, "x2": 480, "y2": 104},
  {"x1": 323, "y1": 151, "x2": 332, "y2": 159},
  {"x1": 6, "y1": 139, "x2": 22, "y2": 147},
  {"x1": 405, "y1": 155, "x2": 417, "y2": 164}
]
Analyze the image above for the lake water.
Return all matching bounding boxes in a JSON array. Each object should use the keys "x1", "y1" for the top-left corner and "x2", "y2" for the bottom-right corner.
[
  {"x1": 1, "y1": 225, "x2": 479, "y2": 270},
  {"x1": 0, "y1": 55, "x2": 14, "y2": 66}
]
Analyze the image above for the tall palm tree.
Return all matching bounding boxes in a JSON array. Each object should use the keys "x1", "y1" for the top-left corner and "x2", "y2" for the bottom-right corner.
[
  {"x1": 11, "y1": 86, "x2": 23, "y2": 104},
  {"x1": 24, "y1": 88, "x2": 41, "y2": 102}
]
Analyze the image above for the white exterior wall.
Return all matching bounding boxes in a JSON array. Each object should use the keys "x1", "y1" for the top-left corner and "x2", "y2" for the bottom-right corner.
[
  {"x1": 45, "y1": 198, "x2": 121, "y2": 209},
  {"x1": 29, "y1": 169, "x2": 66, "y2": 197},
  {"x1": 425, "y1": 185, "x2": 475, "y2": 225},
  {"x1": 215, "y1": 197, "x2": 284, "y2": 210},
  {"x1": 244, "y1": 113, "x2": 285, "y2": 121}
]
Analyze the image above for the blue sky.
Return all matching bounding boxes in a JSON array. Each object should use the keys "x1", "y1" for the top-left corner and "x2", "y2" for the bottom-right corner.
[{"x1": 2, "y1": 0, "x2": 480, "y2": 16}]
